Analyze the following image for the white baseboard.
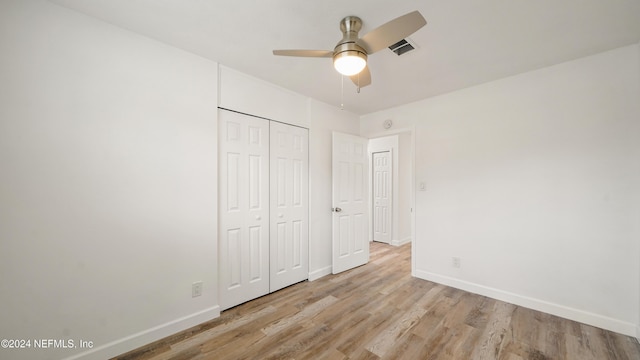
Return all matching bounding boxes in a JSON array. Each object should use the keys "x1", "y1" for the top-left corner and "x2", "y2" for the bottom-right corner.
[
  {"x1": 415, "y1": 270, "x2": 637, "y2": 337},
  {"x1": 62, "y1": 306, "x2": 220, "y2": 360},
  {"x1": 309, "y1": 265, "x2": 332, "y2": 281},
  {"x1": 391, "y1": 237, "x2": 411, "y2": 246}
]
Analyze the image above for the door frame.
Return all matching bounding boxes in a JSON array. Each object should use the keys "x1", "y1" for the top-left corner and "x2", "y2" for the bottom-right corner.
[{"x1": 364, "y1": 127, "x2": 415, "y2": 274}]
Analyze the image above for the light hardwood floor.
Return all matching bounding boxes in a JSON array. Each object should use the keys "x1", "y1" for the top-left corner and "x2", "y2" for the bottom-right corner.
[{"x1": 113, "y1": 242, "x2": 640, "y2": 360}]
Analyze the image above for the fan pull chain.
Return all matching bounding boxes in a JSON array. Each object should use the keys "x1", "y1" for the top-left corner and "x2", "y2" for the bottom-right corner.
[
  {"x1": 340, "y1": 74, "x2": 344, "y2": 110},
  {"x1": 357, "y1": 72, "x2": 361, "y2": 94}
]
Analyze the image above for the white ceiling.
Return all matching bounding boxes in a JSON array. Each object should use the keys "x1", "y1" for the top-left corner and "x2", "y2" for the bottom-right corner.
[{"x1": 51, "y1": 0, "x2": 640, "y2": 115}]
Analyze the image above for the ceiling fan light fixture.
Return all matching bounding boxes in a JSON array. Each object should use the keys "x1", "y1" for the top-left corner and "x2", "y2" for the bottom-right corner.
[
  {"x1": 273, "y1": 11, "x2": 427, "y2": 89},
  {"x1": 333, "y1": 50, "x2": 367, "y2": 76}
]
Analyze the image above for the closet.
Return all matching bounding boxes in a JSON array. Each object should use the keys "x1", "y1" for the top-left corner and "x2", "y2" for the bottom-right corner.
[{"x1": 218, "y1": 109, "x2": 309, "y2": 310}]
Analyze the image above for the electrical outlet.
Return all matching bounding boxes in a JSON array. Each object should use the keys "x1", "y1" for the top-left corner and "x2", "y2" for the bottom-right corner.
[
  {"x1": 192, "y1": 281, "x2": 203, "y2": 298},
  {"x1": 452, "y1": 257, "x2": 461, "y2": 268}
]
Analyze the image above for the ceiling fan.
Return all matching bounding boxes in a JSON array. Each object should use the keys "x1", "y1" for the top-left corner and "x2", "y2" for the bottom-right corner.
[{"x1": 273, "y1": 11, "x2": 426, "y2": 89}]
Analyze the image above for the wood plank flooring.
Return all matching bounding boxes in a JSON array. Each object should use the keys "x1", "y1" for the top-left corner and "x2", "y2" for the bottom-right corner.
[{"x1": 113, "y1": 242, "x2": 640, "y2": 360}]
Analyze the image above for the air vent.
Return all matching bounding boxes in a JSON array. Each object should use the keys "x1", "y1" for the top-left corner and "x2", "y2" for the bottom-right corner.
[{"x1": 388, "y1": 38, "x2": 417, "y2": 56}]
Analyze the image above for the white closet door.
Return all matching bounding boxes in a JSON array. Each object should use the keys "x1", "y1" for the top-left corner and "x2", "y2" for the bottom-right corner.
[
  {"x1": 219, "y1": 110, "x2": 270, "y2": 310},
  {"x1": 373, "y1": 151, "x2": 392, "y2": 243},
  {"x1": 270, "y1": 122, "x2": 309, "y2": 292}
]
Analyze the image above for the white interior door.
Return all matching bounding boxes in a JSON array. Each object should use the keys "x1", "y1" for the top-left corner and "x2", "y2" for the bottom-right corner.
[
  {"x1": 373, "y1": 151, "x2": 392, "y2": 243},
  {"x1": 332, "y1": 132, "x2": 369, "y2": 274},
  {"x1": 219, "y1": 110, "x2": 270, "y2": 310},
  {"x1": 270, "y1": 122, "x2": 309, "y2": 292}
]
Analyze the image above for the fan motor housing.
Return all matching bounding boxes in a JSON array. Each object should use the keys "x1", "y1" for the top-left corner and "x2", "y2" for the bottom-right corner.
[
  {"x1": 340, "y1": 16, "x2": 363, "y2": 35},
  {"x1": 333, "y1": 42, "x2": 367, "y2": 59},
  {"x1": 334, "y1": 15, "x2": 367, "y2": 63}
]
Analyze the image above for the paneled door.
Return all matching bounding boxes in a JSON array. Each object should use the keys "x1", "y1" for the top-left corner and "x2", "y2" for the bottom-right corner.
[
  {"x1": 332, "y1": 132, "x2": 369, "y2": 274},
  {"x1": 219, "y1": 110, "x2": 270, "y2": 310},
  {"x1": 372, "y1": 151, "x2": 392, "y2": 243},
  {"x1": 270, "y1": 122, "x2": 309, "y2": 292}
]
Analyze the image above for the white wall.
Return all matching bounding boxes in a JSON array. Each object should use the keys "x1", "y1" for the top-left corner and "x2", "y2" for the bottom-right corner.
[
  {"x1": 218, "y1": 65, "x2": 309, "y2": 128},
  {"x1": 308, "y1": 99, "x2": 360, "y2": 280},
  {"x1": 0, "y1": 1, "x2": 219, "y2": 360},
  {"x1": 361, "y1": 44, "x2": 640, "y2": 336},
  {"x1": 397, "y1": 132, "x2": 412, "y2": 243}
]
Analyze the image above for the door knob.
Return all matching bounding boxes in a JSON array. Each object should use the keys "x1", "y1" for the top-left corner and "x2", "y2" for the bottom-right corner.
[
  {"x1": 256, "y1": 215, "x2": 261, "y2": 220},
  {"x1": 278, "y1": 213, "x2": 284, "y2": 218},
  {"x1": 332, "y1": 207, "x2": 342, "y2": 213}
]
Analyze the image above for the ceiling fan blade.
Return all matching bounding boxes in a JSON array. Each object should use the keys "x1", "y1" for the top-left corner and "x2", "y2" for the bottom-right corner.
[
  {"x1": 272, "y1": 49, "x2": 333, "y2": 58},
  {"x1": 350, "y1": 65, "x2": 371, "y2": 88},
  {"x1": 359, "y1": 11, "x2": 426, "y2": 54}
]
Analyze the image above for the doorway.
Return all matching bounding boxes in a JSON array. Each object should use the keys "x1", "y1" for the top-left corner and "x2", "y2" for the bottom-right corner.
[{"x1": 368, "y1": 133, "x2": 413, "y2": 247}]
